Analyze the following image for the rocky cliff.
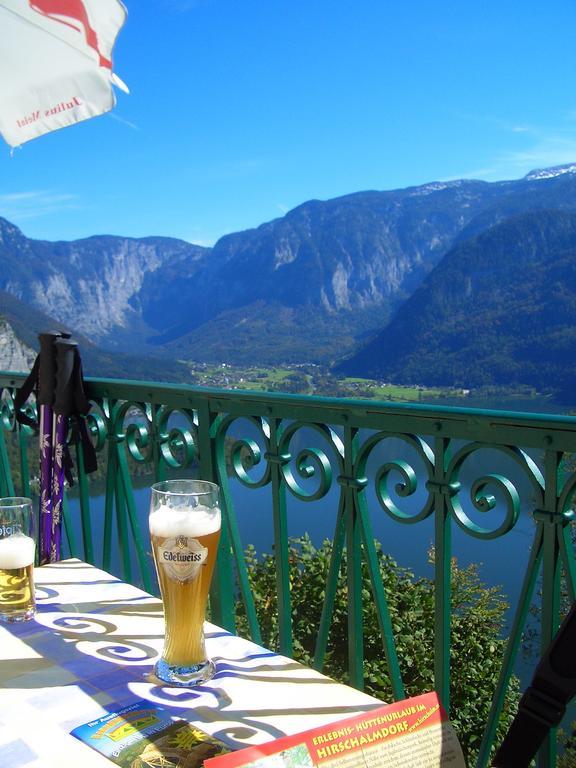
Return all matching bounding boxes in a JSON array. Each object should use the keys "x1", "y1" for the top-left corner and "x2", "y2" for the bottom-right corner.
[
  {"x1": 0, "y1": 218, "x2": 209, "y2": 348},
  {"x1": 0, "y1": 319, "x2": 35, "y2": 373}
]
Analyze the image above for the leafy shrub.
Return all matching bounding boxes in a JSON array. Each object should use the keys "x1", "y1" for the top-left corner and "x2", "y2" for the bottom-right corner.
[{"x1": 236, "y1": 534, "x2": 520, "y2": 765}]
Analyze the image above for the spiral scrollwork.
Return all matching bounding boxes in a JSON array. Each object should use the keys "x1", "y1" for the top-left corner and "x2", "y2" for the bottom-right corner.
[
  {"x1": 125, "y1": 421, "x2": 151, "y2": 463},
  {"x1": 357, "y1": 433, "x2": 434, "y2": 524},
  {"x1": 278, "y1": 422, "x2": 340, "y2": 501},
  {"x1": 157, "y1": 406, "x2": 198, "y2": 469},
  {"x1": 108, "y1": 400, "x2": 152, "y2": 464},
  {"x1": 446, "y1": 443, "x2": 543, "y2": 539},
  {"x1": 231, "y1": 438, "x2": 264, "y2": 485},
  {"x1": 452, "y1": 473, "x2": 520, "y2": 539},
  {"x1": 216, "y1": 415, "x2": 270, "y2": 488},
  {"x1": 84, "y1": 406, "x2": 108, "y2": 454},
  {"x1": 0, "y1": 388, "x2": 18, "y2": 432}
]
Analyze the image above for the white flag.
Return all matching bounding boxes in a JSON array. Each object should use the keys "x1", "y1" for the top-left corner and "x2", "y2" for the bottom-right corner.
[{"x1": 0, "y1": 0, "x2": 128, "y2": 147}]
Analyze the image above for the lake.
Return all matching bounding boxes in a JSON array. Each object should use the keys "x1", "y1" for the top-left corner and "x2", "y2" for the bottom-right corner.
[{"x1": 63, "y1": 457, "x2": 539, "y2": 639}]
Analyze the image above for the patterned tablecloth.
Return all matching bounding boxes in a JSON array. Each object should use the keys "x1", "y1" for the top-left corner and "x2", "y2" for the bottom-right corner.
[{"x1": 0, "y1": 559, "x2": 382, "y2": 768}]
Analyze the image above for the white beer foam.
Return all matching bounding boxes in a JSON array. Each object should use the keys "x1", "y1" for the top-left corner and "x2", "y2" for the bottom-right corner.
[
  {"x1": 149, "y1": 504, "x2": 221, "y2": 538},
  {"x1": 0, "y1": 533, "x2": 35, "y2": 569}
]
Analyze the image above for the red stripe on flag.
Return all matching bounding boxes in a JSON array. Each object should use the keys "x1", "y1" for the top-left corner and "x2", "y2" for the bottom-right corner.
[{"x1": 28, "y1": 0, "x2": 113, "y2": 69}]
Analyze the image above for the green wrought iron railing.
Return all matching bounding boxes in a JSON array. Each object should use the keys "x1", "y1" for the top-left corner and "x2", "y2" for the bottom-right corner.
[{"x1": 0, "y1": 371, "x2": 575, "y2": 767}]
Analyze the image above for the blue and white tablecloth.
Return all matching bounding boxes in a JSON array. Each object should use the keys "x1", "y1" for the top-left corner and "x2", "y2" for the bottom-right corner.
[{"x1": 0, "y1": 559, "x2": 381, "y2": 768}]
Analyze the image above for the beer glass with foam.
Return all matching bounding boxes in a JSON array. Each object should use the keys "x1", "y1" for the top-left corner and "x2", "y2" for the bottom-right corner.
[
  {"x1": 0, "y1": 497, "x2": 36, "y2": 623},
  {"x1": 149, "y1": 479, "x2": 221, "y2": 686}
]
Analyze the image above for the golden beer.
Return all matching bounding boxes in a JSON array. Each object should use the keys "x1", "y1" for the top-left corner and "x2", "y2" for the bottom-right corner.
[
  {"x1": 149, "y1": 480, "x2": 221, "y2": 686},
  {"x1": 0, "y1": 531, "x2": 36, "y2": 622}
]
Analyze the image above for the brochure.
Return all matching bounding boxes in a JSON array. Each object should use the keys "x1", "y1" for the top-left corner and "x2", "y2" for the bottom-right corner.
[
  {"x1": 71, "y1": 699, "x2": 230, "y2": 768},
  {"x1": 204, "y1": 692, "x2": 465, "y2": 768}
]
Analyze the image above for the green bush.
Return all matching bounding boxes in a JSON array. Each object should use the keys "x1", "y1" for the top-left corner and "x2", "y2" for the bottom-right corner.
[{"x1": 236, "y1": 534, "x2": 520, "y2": 765}]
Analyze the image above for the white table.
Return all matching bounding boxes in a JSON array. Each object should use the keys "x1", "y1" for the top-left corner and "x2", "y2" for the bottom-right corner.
[{"x1": 0, "y1": 559, "x2": 382, "y2": 767}]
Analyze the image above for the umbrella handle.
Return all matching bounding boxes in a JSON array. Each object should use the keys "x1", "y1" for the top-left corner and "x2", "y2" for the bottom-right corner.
[
  {"x1": 53, "y1": 339, "x2": 78, "y2": 416},
  {"x1": 38, "y1": 331, "x2": 68, "y2": 406}
]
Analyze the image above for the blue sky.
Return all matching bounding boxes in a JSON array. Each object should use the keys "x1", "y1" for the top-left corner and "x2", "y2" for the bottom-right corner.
[{"x1": 2, "y1": 0, "x2": 576, "y2": 246}]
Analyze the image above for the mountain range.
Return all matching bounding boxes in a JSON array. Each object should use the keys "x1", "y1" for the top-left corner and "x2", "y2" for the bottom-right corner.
[
  {"x1": 336, "y1": 208, "x2": 576, "y2": 399},
  {"x1": 2, "y1": 163, "x2": 576, "y2": 396}
]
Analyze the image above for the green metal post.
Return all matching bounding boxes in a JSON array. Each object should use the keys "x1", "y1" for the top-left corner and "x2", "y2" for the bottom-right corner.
[
  {"x1": 431, "y1": 436, "x2": 453, "y2": 714},
  {"x1": 75, "y1": 440, "x2": 94, "y2": 564},
  {"x1": 357, "y1": 486, "x2": 405, "y2": 700},
  {"x1": 476, "y1": 525, "x2": 543, "y2": 768},
  {"x1": 103, "y1": 441, "x2": 117, "y2": 573},
  {"x1": 114, "y1": 466, "x2": 132, "y2": 584},
  {"x1": 0, "y1": 423, "x2": 15, "y2": 497},
  {"x1": 62, "y1": 491, "x2": 78, "y2": 557},
  {"x1": 151, "y1": 404, "x2": 165, "y2": 483},
  {"x1": 116, "y1": 444, "x2": 153, "y2": 593},
  {"x1": 198, "y1": 400, "x2": 236, "y2": 632},
  {"x1": 268, "y1": 417, "x2": 292, "y2": 658},
  {"x1": 313, "y1": 505, "x2": 346, "y2": 671},
  {"x1": 18, "y1": 426, "x2": 30, "y2": 498},
  {"x1": 344, "y1": 425, "x2": 364, "y2": 688},
  {"x1": 537, "y1": 450, "x2": 563, "y2": 768}
]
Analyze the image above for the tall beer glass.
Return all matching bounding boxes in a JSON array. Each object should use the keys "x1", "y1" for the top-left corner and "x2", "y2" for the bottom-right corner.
[
  {"x1": 149, "y1": 479, "x2": 221, "y2": 686},
  {"x1": 0, "y1": 497, "x2": 36, "y2": 623}
]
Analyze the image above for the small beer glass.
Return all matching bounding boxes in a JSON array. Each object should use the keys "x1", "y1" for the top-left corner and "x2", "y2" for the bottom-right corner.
[
  {"x1": 149, "y1": 479, "x2": 221, "y2": 686},
  {"x1": 0, "y1": 497, "x2": 36, "y2": 623}
]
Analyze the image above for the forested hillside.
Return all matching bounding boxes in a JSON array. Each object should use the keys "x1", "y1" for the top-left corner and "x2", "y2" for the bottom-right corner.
[{"x1": 337, "y1": 209, "x2": 576, "y2": 399}]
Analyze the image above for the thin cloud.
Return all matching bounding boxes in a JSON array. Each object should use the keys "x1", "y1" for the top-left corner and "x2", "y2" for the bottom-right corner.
[
  {"x1": 475, "y1": 139, "x2": 576, "y2": 181},
  {"x1": 445, "y1": 121, "x2": 576, "y2": 182},
  {"x1": 452, "y1": 110, "x2": 538, "y2": 135},
  {"x1": 189, "y1": 237, "x2": 217, "y2": 247},
  {"x1": 0, "y1": 190, "x2": 81, "y2": 222},
  {"x1": 107, "y1": 112, "x2": 140, "y2": 131},
  {"x1": 182, "y1": 227, "x2": 230, "y2": 247}
]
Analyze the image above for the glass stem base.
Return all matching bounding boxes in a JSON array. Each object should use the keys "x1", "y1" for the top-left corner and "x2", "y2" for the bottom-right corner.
[
  {"x1": 154, "y1": 656, "x2": 215, "y2": 687},
  {"x1": 0, "y1": 606, "x2": 36, "y2": 623}
]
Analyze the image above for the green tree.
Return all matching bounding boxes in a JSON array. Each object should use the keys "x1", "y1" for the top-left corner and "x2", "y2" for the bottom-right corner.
[{"x1": 236, "y1": 535, "x2": 520, "y2": 765}]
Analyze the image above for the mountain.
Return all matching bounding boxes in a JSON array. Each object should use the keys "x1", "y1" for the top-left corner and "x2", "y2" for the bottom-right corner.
[
  {"x1": 144, "y1": 181, "x2": 503, "y2": 363},
  {"x1": 3, "y1": 163, "x2": 576, "y2": 377},
  {"x1": 336, "y1": 208, "x2": 576, "y2": 397},
  {"x1": 0, "y1": 176, "x2": 529, "y2": 365},
  {"x1": 0, "y1": 218, "x2": 209, "y2": 348},
  {"x1": 133, "y1": 164, "x2": 576, "y2": 365},
  {"x1": 0, "y1": 290, "x2": 190, "y2": 382}
]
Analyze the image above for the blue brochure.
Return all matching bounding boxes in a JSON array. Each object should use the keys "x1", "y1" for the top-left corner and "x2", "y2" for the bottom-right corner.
[{"x1": 71, "y1": 699, "x2": 230, "y2": 767}]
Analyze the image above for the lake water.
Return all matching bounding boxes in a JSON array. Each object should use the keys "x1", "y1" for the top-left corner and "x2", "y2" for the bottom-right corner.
[{"x1": 64, "y1": 461, "x2": 539, "y2": 638}]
